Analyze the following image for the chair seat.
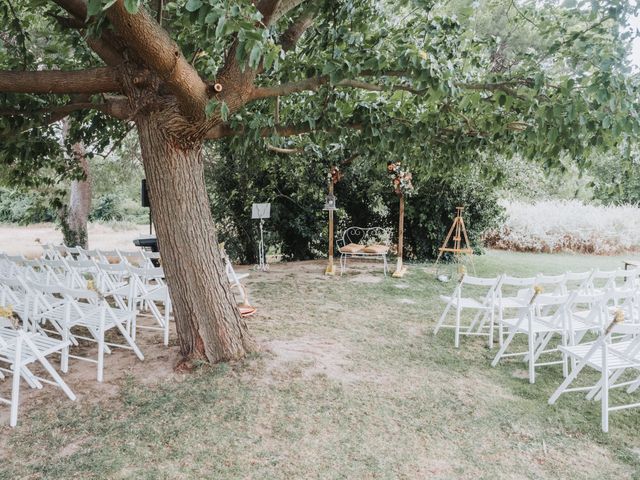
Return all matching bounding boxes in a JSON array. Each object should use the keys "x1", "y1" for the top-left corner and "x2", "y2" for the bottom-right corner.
[
  {"x1": 440, "y1": 295, "x2": 491, "y2": 310},
  {"x1": 108, "y1": 283, "x2": 133, "y2": 298},
  {"x1": 140, "y1": 286, "x2": 168, "y2": 302},
  {"x1": 0, "y1": 331, "x2": 70, "y2": 365},
  {"x1": 39, "y1": 302, "x2": 135, "y2": 329},
  {"x1": 559, "y1": 341, "x2": 640, "y2": 371},
  {"x1": 499, "y1": 297, "x2": 528, "y2": 309},
  {"x1": 501, "y1": 316, "x2": 563, "y2": 333}
]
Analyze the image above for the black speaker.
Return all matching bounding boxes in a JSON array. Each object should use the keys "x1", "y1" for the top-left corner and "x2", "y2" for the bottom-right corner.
[{"x1": 141, "y1": 179, "x2": 150, "y2": 207}]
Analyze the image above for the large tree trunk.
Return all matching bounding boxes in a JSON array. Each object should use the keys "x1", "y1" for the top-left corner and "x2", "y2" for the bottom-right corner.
[
  {"x1": 65, "y1": 148, "x2": 91, "y2": 249},
  {"x1": 136, "y1": 115, "x2": 255, "y2": 365},
  {"x1": 60, "y1": 118, "x2": 91, "y2": 249}
]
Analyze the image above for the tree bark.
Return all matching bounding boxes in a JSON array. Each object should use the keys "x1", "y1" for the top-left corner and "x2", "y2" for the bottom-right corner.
[
  {"x1": 59, "y1": 118, "x2": 91, "y2": 249},
  {"x1": 136, "y1": 115, "x2": 256, "y2": 364},
  {"x1": 65, "y1": 145, "x2": 91, "y2": 248}
]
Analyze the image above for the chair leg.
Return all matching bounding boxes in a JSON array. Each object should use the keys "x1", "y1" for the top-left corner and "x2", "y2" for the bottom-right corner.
[
  {"x1": 97, "y1": 316, "x2": 105, "y2": 382},
  {"x1": 601, "y1": 366, "x2": 609, "y2": 433},
  {"x1": 10, "y1": 336, "x2": 23, "y2": 427},
  {"x1": 433, "y1": 302, "x2": 452, "y2": 335},
  {"x1": 22, "y1": 334, "x2": 76, "y2": 401},
  {"x1": 491, "y1": 328, "x2": 519, "y2": 367},
  {"x1": 454, "y1": 306, "x2": 461, "y2": 349},
  {"x1": 549, "y1": 351, "x2": 593, "y2": 404},
  {"x1": 528, "y1": 332, "x2": 536, "y2": 384},
  {"x1": 114, "y1": 319, "x2": 145, "y2": 361}
]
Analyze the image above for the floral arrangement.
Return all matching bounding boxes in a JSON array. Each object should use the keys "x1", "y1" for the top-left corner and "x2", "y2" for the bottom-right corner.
[
  {"x1": 387, "y1": 162, "x2": 414, "y2": 196},
  {"x1": 328, "y1": 165, "x2": 343, "y2": 185}
]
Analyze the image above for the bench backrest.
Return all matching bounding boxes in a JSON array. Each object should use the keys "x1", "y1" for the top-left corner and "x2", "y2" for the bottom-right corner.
[{"x1": 337, "y1": 227, "x2": 392, "y2": 248}]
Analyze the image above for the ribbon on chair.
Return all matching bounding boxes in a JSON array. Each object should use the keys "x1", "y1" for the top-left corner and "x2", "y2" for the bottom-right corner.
[{"x1": 605, "y1": 309, "x2": 625, "y2": 335}]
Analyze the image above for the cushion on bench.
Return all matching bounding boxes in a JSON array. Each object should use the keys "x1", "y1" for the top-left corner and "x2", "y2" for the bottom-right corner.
[
  {"x1": 363, "y1": 244, "x2": 389, "y2": 254},
  {"x1": 340, "y1": 243, "x2": 365, "y2": 253}
]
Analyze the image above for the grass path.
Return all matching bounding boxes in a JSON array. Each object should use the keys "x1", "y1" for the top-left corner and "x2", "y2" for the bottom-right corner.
[{"x1": 2, "y1": 250, "x2": 640, "y2": 479}]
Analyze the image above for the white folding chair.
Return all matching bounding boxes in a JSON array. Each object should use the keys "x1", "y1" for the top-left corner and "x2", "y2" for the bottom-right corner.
[
  {"x1": 495, "y1": 275, "x2": 537, "y2": 346},
  {"x1": 434, "y1": 274, "x2": 499, "y2": 348},
  {"x1": 0, "y1": 325, "x2": 76, "y2": 427},
  {"x1": 127, "y1": 265, "x2": 172, "y2": 346},
  {"x1": 30, "y1": 282, "x2": 144, "y2": 382},
  {"x1": 491, "y1": 292, "x2": 575, "y2": 383},
  {"x1": 221, "y1": 247, "x2": 250, "y2": 306},
  {"x1": 549, "y1": 313, "x2": 640, "y2": 432}
]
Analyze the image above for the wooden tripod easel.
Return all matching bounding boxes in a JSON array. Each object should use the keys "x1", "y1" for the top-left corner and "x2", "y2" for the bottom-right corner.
[{"x1": 434, "y1": 206, "x2": 475, "y2": 274}]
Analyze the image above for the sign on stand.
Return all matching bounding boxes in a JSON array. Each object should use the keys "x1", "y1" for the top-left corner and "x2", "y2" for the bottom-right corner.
[{"x1": 251, "y1": 203, "x2": 271, "y2": 271}]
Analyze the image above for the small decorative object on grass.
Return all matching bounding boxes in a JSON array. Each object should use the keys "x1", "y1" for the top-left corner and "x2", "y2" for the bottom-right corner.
[{"x1": 388, "y1": 162, "x2": 414, "y2": 278}]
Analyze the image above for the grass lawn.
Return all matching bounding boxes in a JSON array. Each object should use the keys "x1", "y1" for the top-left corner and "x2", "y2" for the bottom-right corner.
[{"x1": 2, "y1": 249, "x2": 640, "y2": 479}]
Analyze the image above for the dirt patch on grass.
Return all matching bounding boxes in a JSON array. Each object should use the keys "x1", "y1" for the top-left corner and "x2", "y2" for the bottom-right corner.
[
  {"x1": 349, "y1": 274, "x2": 383, "y2": 284},
  {"x1": 264, "y1": 337, "x2": 358, "y2": 383}
]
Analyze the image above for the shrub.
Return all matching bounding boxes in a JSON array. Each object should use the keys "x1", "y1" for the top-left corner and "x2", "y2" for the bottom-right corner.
[
  {"x1": 0, "y1": 188, "x2": 55, "y2": 224},
  {"x1": 484, "y1": 199, "x2": 640, "y2": 254},
  {"x1": 206, "y1": 143, "x2": 504, "y2": 263},
  {"x1": 91, "y1": 194, "x2": 124, "y2": 221}
]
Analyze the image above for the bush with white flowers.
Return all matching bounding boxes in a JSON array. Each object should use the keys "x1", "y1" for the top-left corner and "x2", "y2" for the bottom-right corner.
[{"x1": 484, "y1": 199, "x2": 640, "y2": 254}]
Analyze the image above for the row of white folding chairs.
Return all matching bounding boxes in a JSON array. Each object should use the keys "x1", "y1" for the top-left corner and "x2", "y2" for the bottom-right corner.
[
  {"x1": 434, "y1": 270, "x2": 640, "y2": 432},
  {"x1": 0, "y1": 279, "x2": 78, "y2": 427},
  {"x1": 0, "y1": 323, "x2": 76, "y2": 427},
  {"x1": 492, "y1": 289, "x2": 640, "y2": 433},
  {"x1": 42, "y1": 244, "x2": 160, "y2": 269},
  {"x1": 41, "y1": 243, "x2": 250, "y2": 307},
  {"x1": 0, "y1": 255, "x2": 172, "y2": 346},
  {"x1": 434, "y1": 268, "x2": 640, "y2": 348},
  {"x1": 0, "y1": 274, "x2": 145, "y2": 382},
  {"x1": 490, "y1": 287, "x2": 640, "y2": 381}
]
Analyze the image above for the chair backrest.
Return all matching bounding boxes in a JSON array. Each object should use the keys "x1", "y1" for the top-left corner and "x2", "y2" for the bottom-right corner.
[
  {"x1": 614, "y1": 268, "x2": 640, "y2": 288},
  {"x1": 535, "y1": 273, "x2": 567, "y2": 294},
  {"x1": 461, "y1": 275, "x2": 499, "y2": 287},
  {"x1": 532, "y1": 293, "x2": 572, "y2": 307},
  {"x1": 563, "y1": 270, "x2": 594, "y2": 292},
  {"x1": 588, "y1": 269, "x2": 618, "y2": 291},
  {"x1": 500, "y1": 275, "x2": 537, "y2": 287}
]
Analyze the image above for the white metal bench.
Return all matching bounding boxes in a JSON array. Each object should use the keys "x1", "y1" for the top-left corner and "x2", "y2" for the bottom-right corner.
[{"x1": 337, "y1": 227, "x2": 391, "y2": 276}]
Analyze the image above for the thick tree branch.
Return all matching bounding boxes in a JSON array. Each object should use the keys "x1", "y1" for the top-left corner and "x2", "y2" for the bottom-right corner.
[
  {"x1": 106, "y1": 0, "x2": 208, "y2": 118},
  {"x1": 0, "y1": 68, "x2": 121, "y2": 94},
  {"x1": 280, "y1": 2, "x2": 317, "y2": 52},
  {"x1": 51, "y1": 0, "x2": 124, "y2": 66},
  {"x1": 0, "y1": 96, "x2": 132, "y2": 124},
  {"x1": 205, "y1": 122, "x2": 362, "y2": 140},
  {"x1": 266, "y1": 144, "x2": 303, "y2": 154},
  {"x1": 273, "y1": 0, "x2": 308, "y2": 24},
  {"x1": 258, "y1": 0, "x2": 308, "y2": 26},
  {"x1": 250, "y1": 75, "x2": 425, "y2": 101}
]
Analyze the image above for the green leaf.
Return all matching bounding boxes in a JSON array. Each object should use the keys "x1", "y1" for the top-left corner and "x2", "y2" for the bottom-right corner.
[
  {"x1": 215, "y1": 15, "x2": 226, "y2": 38},
  {"x1": 249, "y1": 44, "x2": 262, "y2": 69},
  {"x1": 86, "y1": 0, "x2": 103, "y2": 16},
  {"x1": 205, "y1": 99, "x2": 218, "y2": 119},
  {"x1": 220, "y1": 101, "x2": 230, "y2": 122},
  {"x1": 185, "y1": 0, "x2": 202, "y2": 13},
  {"x1": 123, "y1": 0, "x2": 140, "y2": 14}
]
